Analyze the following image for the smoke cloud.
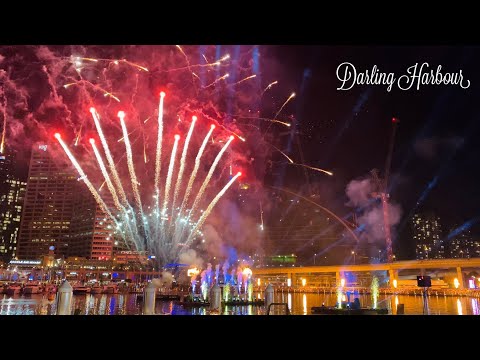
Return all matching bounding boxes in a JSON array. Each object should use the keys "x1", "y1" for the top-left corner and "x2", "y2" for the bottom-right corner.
[{"x1": 345, "y1": 177, "x2": 402, "y2": 244}]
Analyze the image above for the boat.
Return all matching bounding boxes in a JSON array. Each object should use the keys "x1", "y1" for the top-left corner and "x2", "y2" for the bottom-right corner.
[
  {"x1": 72, "y1": 285, "x2": 91, "y2": 295},
  {"x1": 311, "y1": 306, "x2": 388, "y2": 315},
  {"x1": 23, "y1": 283, "x2": 42, "y2": 295},
  {"x1": 5, "y1": 284, "x2": 22, "y2": 296},
  {"x1": 177, "y1": 300, "x2": 210, "y2": 308},
  {"x1": 224, "y1": 299, "x2": 264, "y2": 306}
]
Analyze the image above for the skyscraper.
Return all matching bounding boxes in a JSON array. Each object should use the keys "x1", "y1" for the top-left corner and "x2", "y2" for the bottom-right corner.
[
  {"x1": 0, "y1": 152, "x2": 27, "y2": 262},
  {"x1": 448, "y1": 227, "x2": 480, "y2": 259},
  {"x1": 413, "y1": 212, "x2": 444, "y2": 260},
  {"x1": 17, "y1": 142, "x2": 113, "y2": 260}
]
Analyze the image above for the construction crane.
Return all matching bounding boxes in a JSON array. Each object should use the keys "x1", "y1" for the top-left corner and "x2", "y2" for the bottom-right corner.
[{"x1": 370, "y1": 117, "x2": 400, "y2": 263}]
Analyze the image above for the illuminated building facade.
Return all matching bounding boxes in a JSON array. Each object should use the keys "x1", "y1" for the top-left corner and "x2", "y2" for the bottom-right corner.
[
  {"x1": 17, "y1": 143, "x2": 113, "y2": 260},
  {"x1": 448, "y1": 228, "x2": 480, "y2": 259},
  {"x1": 413, "y1": 212, "x2": 444, "y2": 260},
  {"x1": 0, "y1": 152, "x2": 27, "y2": 262}
]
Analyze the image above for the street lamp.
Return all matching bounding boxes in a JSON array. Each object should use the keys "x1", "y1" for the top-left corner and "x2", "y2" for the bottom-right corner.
[{"x1": 302, "y1": 278, "x2": 306, "y2": 287}]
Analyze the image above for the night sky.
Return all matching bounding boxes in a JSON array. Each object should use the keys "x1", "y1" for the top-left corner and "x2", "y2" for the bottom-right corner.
[
  {"x1": 2, "y1": 45, "x2": 480, "y2": 260},
  {"x1": 265, "y1": 46, "x2": 480, "y2": 258}
]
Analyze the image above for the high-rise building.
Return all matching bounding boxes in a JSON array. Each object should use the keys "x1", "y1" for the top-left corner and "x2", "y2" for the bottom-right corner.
[
  {"x1": 448, "y1": 228, "x2": 480, "y2": 259},
  {"x1": 0, "y1": 152, "x2": 27, "y2": 262},
  {"x1": 17, "y1": 143, "x2": 113, "y2": 260},
  {"x1": 413, "y1": 212, "x2": 444, "y2": 260}
]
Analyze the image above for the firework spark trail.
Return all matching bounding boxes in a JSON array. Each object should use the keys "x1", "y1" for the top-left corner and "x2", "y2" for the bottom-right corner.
[
  {"x1": 274, "y1": 92, "x2": 296, "y2": 120},
  {"x1": 154, "y1": 92, "x2": 165, "y2": 210},
  {"x1": 237, "y1": 116, "x2": 291, "y2": 127},
  {"x1": 187, "y1": 135, "x2": 235, "y2": 221},
  {"x1": 118, "y1": 111, "x2": 143, "y2": 214},
  {"x1": 90, "y1": 108, "x2": 128, "y2": 206},
  {"x1": 74, "y1": 124, "x2": 83, "y2": 146},
  {"x1": 171, "y1": 116, "x2": 197, "y2": 219},
  {"x1": 163, "y1": 134, "x2": 181, "y2": 215},
  {"x1": 177, "y1": 124, "x2": 215, "y2": 222},
  {"x1": 230, "y1": 74, "x2": 256, "y2": 86},
  {"x1": 263, "y1": 92, "x2": 296, "y2": 136},
  {"x1": 288, "y1": 162, "x2": 333, "y2": 176},
  {"x1": 165, "y1": 53, "x2": 230, "y2": 73},
  {"x1": 89, "y1": 139, "x2": 124, "y2": 212},
  {"x1": 64, "y1": 81, "x2": 120, "y2": 102},
  {"x1": 260, "y1": 202, "x2": 264, "y2": 230},
  {"x1": 203, "y1": 73, "x2": 229, "y2": 89},
  {"x1": 269, "y1": 143, "x2": 294, "y2": 163},
  {"x1": 186, "y1": 172, "x2": 241, "y2": 245},
  {"x1": 176, "y1": 45, "x2": 197, "y2": 93},
  {"x1": 261, "y1": 80, "x2": 278, "y2": 97},
  {"x1": 54, "y1": 133, "x2": 114, "y2": 221},
  {"x1": 0, "y1": 91, "x2": 7, "y2": 154}
]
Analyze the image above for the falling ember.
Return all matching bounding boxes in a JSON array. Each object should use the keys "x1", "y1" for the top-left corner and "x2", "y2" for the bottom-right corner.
[
  {"x1": 231, "y1": 74, "x2": 256, "y2": 86},
  {"x1": 270, "y1": 143, "x2": 294, "y2": 163},
  {"x1": 120, "y1": 59, "x2": 149, "y2": 72},
  {"x1": 273, "y1": 92, "x2": 296, "y2": 120},
  {"x1": 289, "y1": 163, "x2": 333, "y2": 176},
  {"x1": 54, "y1": 133, "x2": 113, "y2": 220},
  {"x1": 261, "y1": 80, "x2": 278, "y2": 96},
  {"x1": 143, "y1": 143, "x2": 147, "y2": 163},
  {"x1": 103, "y1": 91, "x2": 121, "y2": 102},
  {"x1": 204, "y1": 73, "x2": 229, "y2": 89},
  {"x1": 186, "y1": 172, "x2": 242, "y2": 245},
  {"x1": 238, "y1": 116, "x2": 290, "y2": 127}
]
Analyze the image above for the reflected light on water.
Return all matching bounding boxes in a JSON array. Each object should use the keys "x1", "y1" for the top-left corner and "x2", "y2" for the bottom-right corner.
[
  {"x1": 457, "y1": 299, "x2": 463, "y2": 315},
  {"x1": 288, "y1": 293, "x2": 292, "y2": 312},
  {"x1": 303, "y1": 294, "x2": 307, "y2": 315},
  {"x1": 472, "y1": 298, "x2": 479, "y2": 315}
]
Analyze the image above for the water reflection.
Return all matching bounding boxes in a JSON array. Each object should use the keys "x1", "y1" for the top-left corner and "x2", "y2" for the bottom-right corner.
[
  {"x1": 2, "y1": 292, "x2": 480, "y2": 315},
  {"x1": 472, "y1": 298, "x2": 479, "y2": 315},
  {"x1": 457, "y1": 298, "x2": 463, "y2": 315}
]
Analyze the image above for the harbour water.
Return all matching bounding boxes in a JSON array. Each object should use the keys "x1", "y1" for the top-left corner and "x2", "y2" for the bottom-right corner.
[{"x1": 1, "y1": 292, "x2": 479, "y2": 315}]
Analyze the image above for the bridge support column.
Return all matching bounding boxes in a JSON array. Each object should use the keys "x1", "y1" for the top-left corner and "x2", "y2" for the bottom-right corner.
[
  {"x1": 389, "y1": 269, "x2": 398, "y2": 288},
  {"x1": 336, "y1": 272, "x2": 341, "y2": 286},
  {"x1": 287, "y1": 273, "x2": 292, "y2": 287},
  {"x1": 456, "y1": 267, "x2": 464, "y2": 289},
  {"x1": 291, "y1": 273, "x2": 297, "y2": 287}
]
